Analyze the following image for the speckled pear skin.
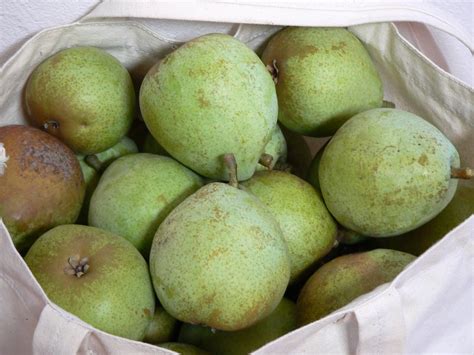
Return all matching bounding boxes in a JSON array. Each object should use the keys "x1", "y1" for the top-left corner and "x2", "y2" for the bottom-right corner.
[
  {"x1": 140, "y1": 34, "x2": 278, "y2": 181},
  {"x1": 149, "y1": 183, "x2": 290, "y2": 331},
  {"x1": 256, "y1": 125, "x2": 288, "y2": 171},
  {"x1": 178, "y1": 298, "x2": 297, "y2": 355},
  {"x1": 25, "y1": 47, "x2": 136, "y2": 154},
  {"x1": 158, "y1": 343, "x2": 210, "y2": 355},
  {"x1": 297, "y1": 249, "x2": 415, "y2": 325},
  {"x1": 261, "y1": 27, "x2": 383, "y2": 137},
  {"x1": 241, "y1": 171, "x2": 337, "y2": 283},
  {"x1": 0, "y1": 125, "x2": 85, "y2": 252},
  {"x1": 143, "y1": 304, "x2": 180, "y2": 345},
  {"x1": 370, "y1": 182, "x2": 474, "y2": 255},
  {"x1": 319, "y1": 108, "x2": 460, "y2": 237},
  {"x1": 24, "y1": 225, "x2": 155, "y2": 340},
  {"x1": 88, "y1": 153, "x2": 203, "y2": 256}
]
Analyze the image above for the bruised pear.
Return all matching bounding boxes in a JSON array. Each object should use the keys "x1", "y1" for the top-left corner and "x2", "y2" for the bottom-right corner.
[
  {"x1": 25, "y1": 47, "x2": 135, "y2": 154},
  {"x1": 319, "y1": 108, "x2": 470, "y2": 237},
  {"x1": 262, "y1": 27, "x2": 383, "y2": 136},
  {"x1": 178, "y1": 298, "x2": 297, "y2": 355},
  {"x1": 149, "y1": 156, "x2": 290, "y2": 331},
  {"x1": 140, "y1": 34, "x2": 278, "y2": 181},
  {"x1": 241, "y1": 171, "x2": 337, "y2": 283},
  {"x1": 89, "y1": 154, "x2": 203, "y2": 256},
  {"x1": 0, "y1": 125, "x2": 85, "y2": 251},
  {"x1": 24, "y1": 225, "x2": 155, "y2": 340},
  {"x1": 297, "y1": 249, "x2": 415, "y2": 325}
]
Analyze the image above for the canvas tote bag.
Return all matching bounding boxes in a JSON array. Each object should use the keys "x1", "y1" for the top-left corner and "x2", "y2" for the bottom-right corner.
[{"x1": 0, "y1": 1, "x2": 472, "y2": 354}]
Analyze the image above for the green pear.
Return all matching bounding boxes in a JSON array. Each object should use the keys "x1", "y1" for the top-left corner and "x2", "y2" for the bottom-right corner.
[
  {"x1": 25, "y1": 47, "x2": 135, "y2": 154},
  {"x1": 0, "y1": 125, "x2": 85, "y2": 252},
  {"x1": 140, "y1": 34, "x2": 278, "y2": 181},
  {"x1": 178, "y1": 298, "x2": 297, "y2": 355},
  {"x1": 261, "y1": 27, "x2": 383, "y2": 137},
  {"x1": 297, "y1": 249, "x2": 415, "y2": 325},
  {"x1": 319, "y1": 108, "x2": 468, "y2": 237},
  {"x1": 158, "y1": 343, "x2": 209, "y2": 355},
  {"x1": 369, "y1": 182, "x2": 474, "y2": 255},
  {"x1": 76, "y1": 136, "x2": 138, "y2": 224},
  {"x1": 241, "y1": 171, "x2": 337, "y2": 283},
  {"x1": 89, "y1": 153, "x2": 203, "y2": 256},
  {"x1": 149, "y1": 165, "x2": 290, "y2": 331},
  {"x1": 336, "y1": 227, "x2": 368, "y2": 245},
  {"x1": 24, "y1": 225, "x2": 155, "y2": 340},
  {"x1": 144, "y1": 304, "x2": 180, "y2": 345},
  {"x1": 256, "y1": 125, "x2": 287, "y2": 171}
]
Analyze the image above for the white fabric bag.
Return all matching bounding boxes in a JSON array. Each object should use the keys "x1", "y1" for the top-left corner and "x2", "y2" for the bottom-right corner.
[{"x1": 0, "y1": 1, "x2": 473, "y2": 354}]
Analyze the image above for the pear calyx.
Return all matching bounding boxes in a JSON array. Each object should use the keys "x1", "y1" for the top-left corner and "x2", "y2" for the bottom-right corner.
[
  {"x1": 64, "y1": 255, "x2": 90, "y2": 278},
  {"x1": 258, "y1": 153, "x2": 274, "y2": 170},
  {"x1": 266, "y1": 59, "x2": 279, "y2": 84}
]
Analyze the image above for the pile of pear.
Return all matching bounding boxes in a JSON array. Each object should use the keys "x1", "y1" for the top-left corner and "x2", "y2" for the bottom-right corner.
[{"x1": 0, "y1": 25, "x2": 472, "y2": 354}]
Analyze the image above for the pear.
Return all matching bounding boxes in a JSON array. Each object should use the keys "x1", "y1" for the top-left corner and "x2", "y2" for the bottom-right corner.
[
  {"x1": 24, "y1": 225, "x2": 155, "y2": 340},
  {"x1": 256, "y1": 125, "x2": 287, "y2": 171},
  {"x1": 158, "y1": 343, "x2": 209, "y2": 355},
  {"x1": 319, "y1": 108, "x2": 471, "y2": 237},
  {"x1": 144, "y1": 304, "x2": 180, "y2": 345},
  {"x1": 369, "y1": 182, "x2": 474, "y2": 255},
  {"x1": 241, "y1": 171, "x2": 337, "y2": 283},
  {"x1": 0, "y1": 125, "x2": 85, "y2": 251},
  {"x1": 178, "y1": 298, "x2": 297, "y2": 355},
  {"x1": 89, "y1": 153, "x2": 203, "y2": 256},
  {"x1": 297, "y1": 249, "x2": 416, "y2": 325},
  {"x1": 149, "y1": 156, "x2": 290, "y2": 331},
  {"x1": 76, "y1": 137, "x2": 138, "y2": 224},
  {"x1": 25, "y1": 47, "x2": 135, "y2": 154},
  {"x1": 261, "y1": 27, "x2": 383, "y2": 137},
  {"x1": 140, "y1": 34, "x2": 278, "y2": 181}
]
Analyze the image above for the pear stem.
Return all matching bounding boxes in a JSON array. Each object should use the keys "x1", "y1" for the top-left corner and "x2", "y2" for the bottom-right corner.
[
  {"x1": 451, "y1": 167, "x2": 473, "y2": 180},
  {"x1": 85, "y1": 155, "x2": 103, "y2": 172},
  {"x1": 223, "y1": 153, "x2": 239, "y2": 188},
  {"x1": 258, "y1": 153, "x2": 274, "y2": 170},
  {"x1": 64, "y1": 255, "x2": 90, "y2": 278}
]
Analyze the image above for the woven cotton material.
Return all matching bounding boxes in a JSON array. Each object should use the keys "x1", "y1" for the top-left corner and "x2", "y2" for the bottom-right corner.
[{"x1": 0, "y1": 5, "x2": 473, "y2": 354}]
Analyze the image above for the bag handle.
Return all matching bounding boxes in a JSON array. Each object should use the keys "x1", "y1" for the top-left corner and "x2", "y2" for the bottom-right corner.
[
  {"x1": 33, "y1": 304, "x2": 90, "y2": 354},
  {"x1": 81, "y1": 0, "x2": 472, "y2": 53}
]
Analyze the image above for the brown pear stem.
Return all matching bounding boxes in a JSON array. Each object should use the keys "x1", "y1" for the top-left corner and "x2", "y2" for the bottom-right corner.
[
  {"x1": 85, "y1": 155, "x2": 103, "y2": 172},
  {"x1": 259, "y1": 153, "x2": 274, "y2": 170},
  {"x1": 451, "y1": 167, "x2": 473, "y2": 179},
  {"x1": 223, "y1": 153, "x2": 239, "y2": 188}
]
